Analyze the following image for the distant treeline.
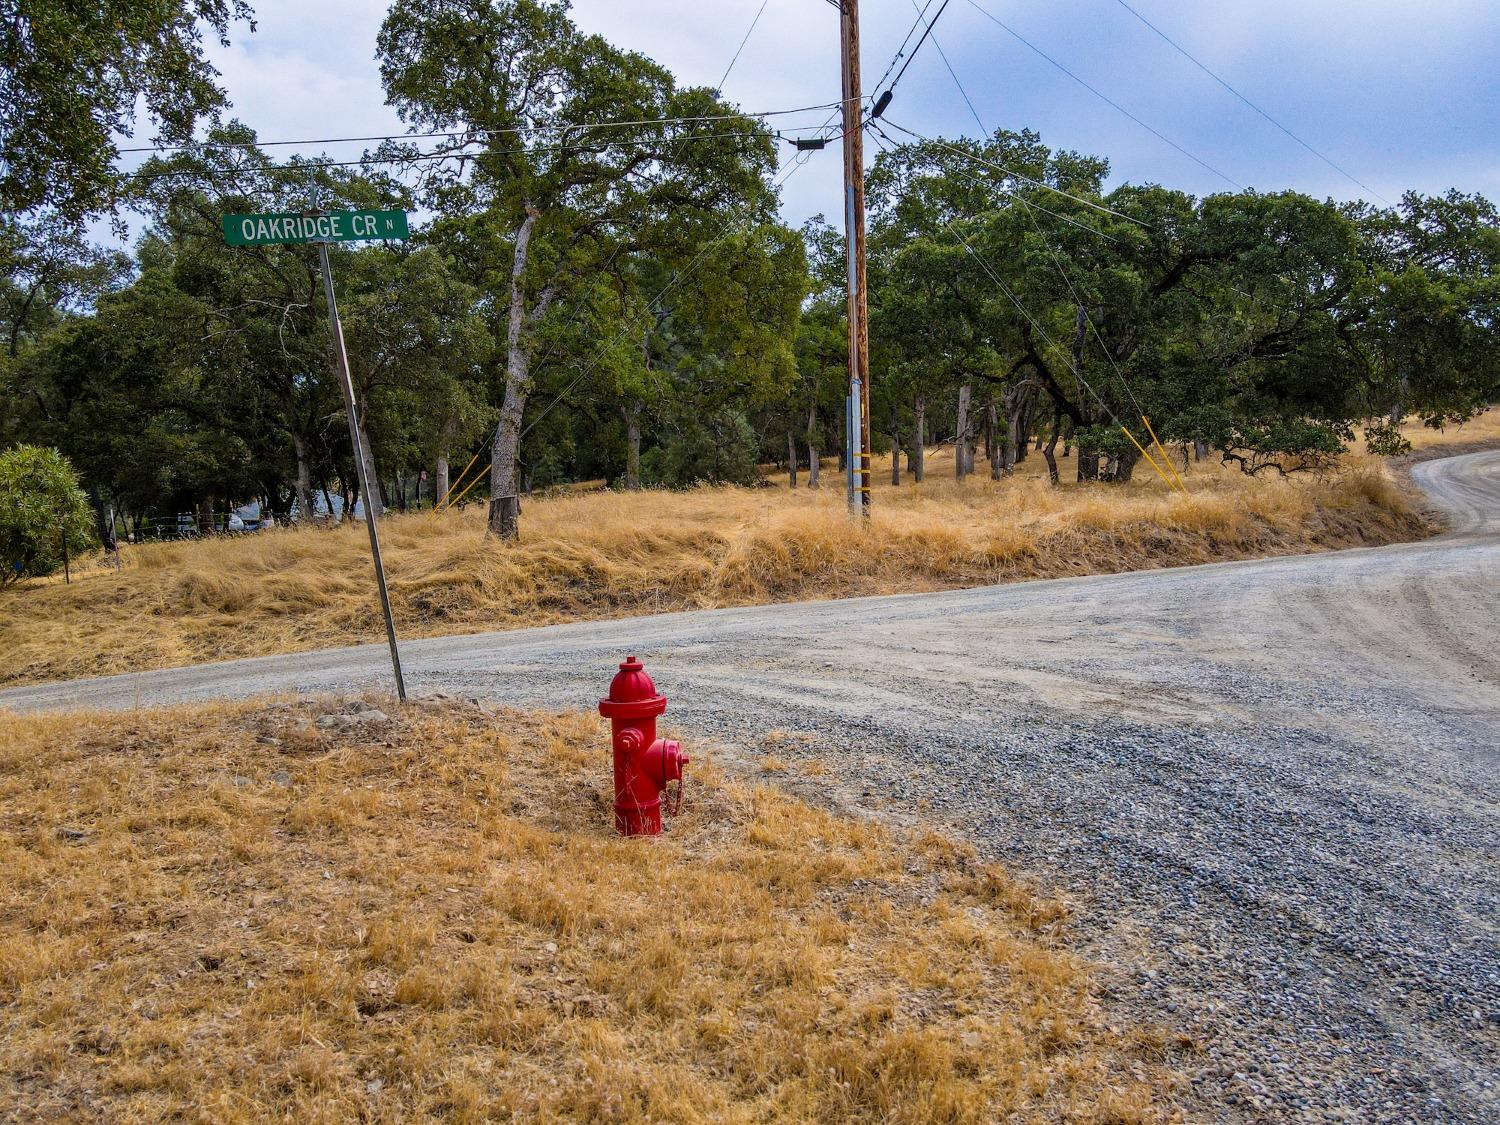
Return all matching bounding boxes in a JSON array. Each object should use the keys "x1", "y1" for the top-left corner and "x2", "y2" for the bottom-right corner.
[{"x1": 2, "y1": 1, "x2": 1497, "y2": 541}]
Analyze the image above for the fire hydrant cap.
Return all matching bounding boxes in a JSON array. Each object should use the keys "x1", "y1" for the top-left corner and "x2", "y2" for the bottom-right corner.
[{"x1": 599, "y1": 655, "x2": 668, "y2": 719}]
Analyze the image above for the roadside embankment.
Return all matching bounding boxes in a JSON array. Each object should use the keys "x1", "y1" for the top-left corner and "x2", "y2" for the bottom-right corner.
[{"x1": 0, "y1": 455, "x2": 1431, "y2": 688}]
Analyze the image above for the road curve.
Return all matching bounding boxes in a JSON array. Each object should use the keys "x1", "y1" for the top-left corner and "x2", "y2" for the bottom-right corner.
[{"x1": 5, "y1": 452, "x2": 1499, "y2": 1122}]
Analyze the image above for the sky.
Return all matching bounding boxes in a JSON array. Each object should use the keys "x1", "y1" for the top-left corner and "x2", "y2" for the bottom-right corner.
[{"x1": 129, "y1": 0, "x2": 1500, "y2": 233}]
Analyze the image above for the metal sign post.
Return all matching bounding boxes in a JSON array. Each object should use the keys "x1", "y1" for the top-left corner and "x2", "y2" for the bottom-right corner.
[
  {"x1": 223, "y1": 208, "x2": 408, "y2": 701},
  {"x1": 318, "y1": 241, "x2": 406, "y2": 702}
]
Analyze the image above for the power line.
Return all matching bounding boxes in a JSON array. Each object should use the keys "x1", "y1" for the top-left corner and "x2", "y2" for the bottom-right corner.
[
  {"x1": 870, "y1": 0, "x2": 941, "y2": 97},
  {"x1": 896, "y1": 29, "x2": 1303, "y2": 320},
  {"x1": 881, "y1": 118, "x2": 1154, "y2": 229},
  {"x1": 887, "y1": 39, "x2": 1162, "y2": 431},
  {"x1": 126, "y1": 129, "x2": 780, "y2": 184},
  {"x1": 873, "y1": 70, "x2": 1177, "y2": 486},
  {"x1": 869, "y1": 120, "x2": 1118, "y2": 242},
  {"x1": 718, "y1": 0, "x2": 771, "y2": 90},
  {"x1": 909, "y1": 0, "x2": 986, "y2": 136},
  {"x1": 115, "y1": 101, "x2": 847, "y2": 156},
  {"x1": 1109, "y1": 0, "x2": 1391, "y2": 205},
  {"x1": 877, "y1": 31, "x2": 1296, "y2": 474},
  {"x1": 935, "y1": 207, "x2": 1183, "y2": 492},
  {"x1": 1015, "y1": 192, "x2": 1170, "y2": 456},
  {"x1": 517, "y1": 156, "x2": 816, "y2": 449},
  {"x1": 883, "y1": 0, "x2": 954, "y2": 101},
  {"x1": 942, "y1": 212, "x2": 1120, "y2": 429},
  {"x1": 962, "y1": 0, "x2": 1242, "y2": 190}
]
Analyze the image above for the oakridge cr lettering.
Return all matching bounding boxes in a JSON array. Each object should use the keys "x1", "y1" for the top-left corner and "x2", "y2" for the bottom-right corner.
[{"x1": 220, "y1": 209, "x2": 410, "y2": 247}]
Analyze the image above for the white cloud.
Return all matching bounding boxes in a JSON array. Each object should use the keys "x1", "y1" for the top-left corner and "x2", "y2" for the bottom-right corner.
[{"x1": 120, "y1": 0, "x2": 1500, "y2": 227}]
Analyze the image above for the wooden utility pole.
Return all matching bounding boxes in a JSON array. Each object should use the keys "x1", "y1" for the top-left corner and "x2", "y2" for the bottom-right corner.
[{"x1": 839, "y1": 0, "x2": 872, "y2": 518}]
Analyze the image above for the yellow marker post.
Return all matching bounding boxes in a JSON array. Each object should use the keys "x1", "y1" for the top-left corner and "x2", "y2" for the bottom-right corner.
[
  {"x1": 445, "y1": 463, "x2": 491, "y2": 510},
  {"x1": 1119, "y1": 425, "x2": 1183, "y2": 494},
  {"x1": 1141, "y1": 416, "x2": 1189, "y2": 494},
  {"x1": 436, "y1": 449, "x2": 482, "y2": 512}
]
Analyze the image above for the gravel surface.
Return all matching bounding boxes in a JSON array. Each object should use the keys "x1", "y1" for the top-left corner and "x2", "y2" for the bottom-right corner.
[{"x1": 5, "y1": 452, "x2": 1499, "y2": 1123}]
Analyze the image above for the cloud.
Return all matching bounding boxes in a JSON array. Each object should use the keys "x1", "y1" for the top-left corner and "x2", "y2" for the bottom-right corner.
[{"x1": 121, "y1": 0, "x2": 1500, "y2": 228}]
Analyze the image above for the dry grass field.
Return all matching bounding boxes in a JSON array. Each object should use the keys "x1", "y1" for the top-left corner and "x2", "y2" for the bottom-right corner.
[
  {"x1": 1398, "y1": 406, "x2": 1500, "y2": 454},
  {"x1": 0, "y1": 441, "x2": 1439, "y2": 688},
  {"x1": 0, "y1": 698, "x2": 1179, "y2": 1122}
]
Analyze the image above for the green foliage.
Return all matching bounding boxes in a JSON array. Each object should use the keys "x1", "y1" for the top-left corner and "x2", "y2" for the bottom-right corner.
[
  {"x1": 1362, "y1": 420, "x2": 1410, "y2": 457},
  {"x1": 866, "y1": 130, "x2": 1500, "y2": 479},
  {"x1": 0, "y1": 0, "x2": 254, "y2": 216},
  {"x1": 0, "y1": 445, "x2": 94, "y2": 583},
  {"x1": 641, "y1": 407, "x2": 760, "y2": 488},
  {"x1": 0, "y1": 215, "x2": 130, "y2": 359},
  {"x1": 1220, "y1": 419, "x2": 1351, "y2": 475},
  {"x1": 1, "y1": 4, "x2": 1497, "y2": 527}
]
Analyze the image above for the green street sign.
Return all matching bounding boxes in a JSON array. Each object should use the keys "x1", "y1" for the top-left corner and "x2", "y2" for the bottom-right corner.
[{"x1": 221, "y1": 209, "x2": 410, "y2": 247}]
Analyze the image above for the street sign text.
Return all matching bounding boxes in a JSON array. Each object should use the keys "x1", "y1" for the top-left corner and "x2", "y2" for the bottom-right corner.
[{"x1": 221, "y1": 209, "x2": 410, "y2": 247}]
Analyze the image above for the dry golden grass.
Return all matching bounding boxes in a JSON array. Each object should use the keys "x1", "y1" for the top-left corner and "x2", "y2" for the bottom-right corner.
[
  {"x1": 1391, "y1": 405, "x2": 1500, "y2": 453},
  {"x1": 0, "y1": 443, "x2": 1436, "y2": 689},
  {"x1": 0, "y1": 699, "x2": 1180, "y2": 1122}
]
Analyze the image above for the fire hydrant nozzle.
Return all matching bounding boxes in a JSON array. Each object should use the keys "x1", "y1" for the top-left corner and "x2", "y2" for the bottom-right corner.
[{"x1": 599, "y1": 655, "x2": 689, "y2": 836}]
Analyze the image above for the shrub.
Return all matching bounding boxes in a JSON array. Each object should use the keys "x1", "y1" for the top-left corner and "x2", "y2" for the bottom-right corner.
[
  {"x1": 641, "y1": 407, "x2": 760, "y2": 487},
  {"x1": 0, "y1": 445, "x2": 95, "y2": 584}
]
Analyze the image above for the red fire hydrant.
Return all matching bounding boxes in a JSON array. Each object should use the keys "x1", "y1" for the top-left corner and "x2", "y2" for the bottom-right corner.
[{"x1": 598, "y1": 655, "x2": 688, "y2": 836}]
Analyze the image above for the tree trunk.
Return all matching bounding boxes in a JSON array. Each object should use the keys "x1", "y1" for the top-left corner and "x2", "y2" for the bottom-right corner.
[
  {"x1": 1077, "y1": 440, "x2": 1101, "y2": 481},
  {"x1": 1003, "y1": 401, "x2": 1022, "y2": 476},
  {"x1": 1000, "y1": 381, "x2": 1035, "y2": 477},
  {"x1": 435, "y1": 416, "x2": 456, "y2": 506},
  {"x1": 1069, "y1": 305, "x2": 1094, "y2": 480},
  {"x1": 1193, "y1": 439, "x2": 1207, "y2": 463},
  {"x1": 490, "y1": 377, "x2": 525, "y2": 537},
  {"x1": 197, "y1": 496, "x2": 214, "y2": 535},
  {"x1": 911, "y1": 395, "x2": 925, "y2": 482},
  {"x1": 1042, "y1": 403, "x2": 1063, "y2": 485},
  {"x1": 292, "y1": 433, "x2": 316, "y2": 522},
  {"x1": 806, "y1": 403, "x2": 820, "y2": 489},
  {"x1": 88, "y1": 485, "x2": 117, "y2": 553},
  {"x1": 987, "y1": 401, "x2": 1003, "y2": 480},
  {"x1": 890, "y1": 405, "x2": 901, "y2": 486},
  {"x1": 1112, "y1": 444, "x2": 1141, "y2": 483},
  {"x1": 787, "y1": 427, "x2": 798, "y2": 489},
  {"x1": 955, "y1": 383, "x2": 972, "y2": 480},
  {"x1": 489, "y1": 205, "x2": 555, "y2": 539},
  {"x1": 1390, "y1": 372, "x2": 1409, "y2": 428},
  {"x1": 354, "y1": 411, "x2": 383, "y2": 517},
  {"x1": 622, "y1": 400, "x2": 642, "y2": 491}
]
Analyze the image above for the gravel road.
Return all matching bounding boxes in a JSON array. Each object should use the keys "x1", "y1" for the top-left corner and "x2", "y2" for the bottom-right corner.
[{"x1": 5, "y1": 452, "x2": 1499, "y2": 1122}]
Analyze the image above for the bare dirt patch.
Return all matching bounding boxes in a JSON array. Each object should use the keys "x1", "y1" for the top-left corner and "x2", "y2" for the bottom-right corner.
[{"x1": 0, "y1": 699, "x2": 1180, "y2": 1123}]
